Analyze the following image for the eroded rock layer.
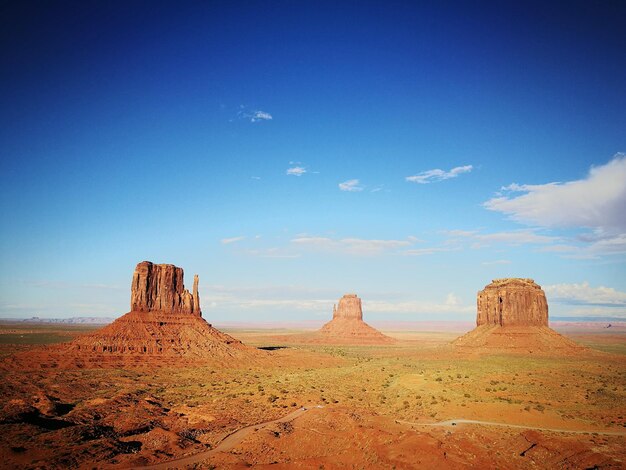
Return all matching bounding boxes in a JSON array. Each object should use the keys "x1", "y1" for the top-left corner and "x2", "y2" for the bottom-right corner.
[
  {"x1": 477, "y1": 278, "x2": 548, "y2": 327},
  {"x1": 314, "y1": 294, "x2": 395, "y2": 344},
  {"x1": 131, "y1": 261, "x2": 200, "y2": 316},
  {"x1": 455, "y1": 278, "x2": 584, "y2": 356},
  {"x1": 332, "y1": 294, "x2": 363, "y2": 320},
  {"x1": 5, "y1": 261, "x2": 261, "y2": 367}
]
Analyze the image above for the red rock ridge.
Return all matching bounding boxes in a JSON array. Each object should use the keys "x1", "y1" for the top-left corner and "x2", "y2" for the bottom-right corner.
[{"x1": 130, "y1": 261, "x2": 201, "y2": 316}]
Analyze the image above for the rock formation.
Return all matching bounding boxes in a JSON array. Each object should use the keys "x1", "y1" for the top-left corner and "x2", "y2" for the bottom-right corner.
[
  {"x1": 314, "y1": 294, "x2": 395, "y2": 344},
  {"x1": 332, "y1": 294, "x2": 363, "y2": 320},
  {"x1": 10, "y1": 261, "x2": 261, "y2": 367},
  {"x1": 130, "y1": 261, "x2": 201, "y2": 316},
  {"x1": 454, "y1": 278, "x2": 584, "y2": 356},
  {"x1": 477, "y1": 278, "x2": 548, "y2": 327}
]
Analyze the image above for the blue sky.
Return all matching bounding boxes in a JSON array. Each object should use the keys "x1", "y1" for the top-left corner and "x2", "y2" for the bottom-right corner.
[{"x1": 1, "y1": 1, "x2": 625, "y2": 321}]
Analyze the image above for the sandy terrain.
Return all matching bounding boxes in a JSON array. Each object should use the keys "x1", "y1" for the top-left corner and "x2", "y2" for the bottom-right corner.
[{"x1": 0, "y1": 323, "x2": 624, "y2": 468}]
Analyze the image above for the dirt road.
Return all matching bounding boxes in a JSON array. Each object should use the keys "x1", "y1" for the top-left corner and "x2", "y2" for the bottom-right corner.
[
  {"x1": 138, "y1": 405, "x2": 323, "y2": 469},
  {"x1": 400, "y1": 418, "x2": 626, "y2": 436}
]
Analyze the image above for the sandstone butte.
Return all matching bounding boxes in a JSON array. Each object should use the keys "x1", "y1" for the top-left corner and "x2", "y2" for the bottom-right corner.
[
  {"x1": 7, "y1": 261, "x2": 260, "y2": 368},
  {"x1": 454, "y1": 278, "x2": 584, "y2": 355},
  {"x1": 312, "y1": 294, "x2": 395, "y2": 344}
]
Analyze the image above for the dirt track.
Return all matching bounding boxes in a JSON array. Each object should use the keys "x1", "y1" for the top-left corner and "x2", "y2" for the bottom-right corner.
[
  {"x1": 138, "y1": 405, "x2": 324, "y2": 469},
  {"x1": 400, "y1": 418, "x2": 626, "y2": 436}
]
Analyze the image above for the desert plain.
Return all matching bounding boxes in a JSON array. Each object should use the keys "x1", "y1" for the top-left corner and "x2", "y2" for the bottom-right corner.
[{"x1": 0, "y1": 318, "x2": 625, "y2": 469}]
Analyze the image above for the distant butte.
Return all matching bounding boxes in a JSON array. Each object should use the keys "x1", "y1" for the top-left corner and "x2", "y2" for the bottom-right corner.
[
  {"x1": 8, "y1": 261, "x2": 260, "y2": 368},
  {"x1": 454, "y1": 278, "x2": 584, "y2": 355},
  {"x1": 130, "y1": 261, "x2": 201, "y2": 316},
  {"x1": 477, "y1": 278, "x2": 548, "y2": 327},
  {"x1": 312, "y1": 294, "x2": 395, "y2": 344}
]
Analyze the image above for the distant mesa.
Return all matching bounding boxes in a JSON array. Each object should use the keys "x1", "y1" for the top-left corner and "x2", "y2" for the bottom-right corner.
[
  {"x1": 312, "y1": 294, "x2": 395, "y2": 344},
  {"x1": 131, "y1": 261, "x2": 201, "y2": 316},
  {"x1": 7, "y1": 261, "x2": 260, "y2": 368},
  {"x1": 455, "y1": 278, "x2": 585, "y2": 355},
  {"x1": 477, "y1": 278, "x2": 548, "y2": 327}
]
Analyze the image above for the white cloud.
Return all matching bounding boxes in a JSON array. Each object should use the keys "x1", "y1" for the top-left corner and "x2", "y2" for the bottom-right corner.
[
  {"x1": 544, "y1": 282, "x2": 626, "y2": 307},
  {"x1": 291, "y1": 235, "x2": 415, "y2": 255},
  {"x1": 364, "y1": 294, "x2": 474, "y2": 314},
  {"x1": 235, "y1": 106, "x2": 273, "y2": 123},
  {"x1": 242, "y1": 247, "x2": 301, "y2": 258},
  {"x1": 556, "y1": 306, "x2": 626, "y2": 318},
  {"x1": 287, "y1": 166, "x2": 307, "y2": 176},
  {"x1": 201, "y1": 285, "x2": 473, "y2": 315},
  {"x1": 445, "y1": 229, "x2": 558, "y2": 247},
  {"x1": 406, "y1": 165, "x2": 473, "y2": 184},
  {"x1": 485, "y1": 154, "x2": 626, "y2": 233},
  {"x1": 538, "y1": 244, "x2": 578, "y2": 253},
  {"x1": 403, "y1": 247, "x2": 458, "y2": 256},
  {"x1": 221, "y1": 236, "x2": 246, "y2": 244},
  {"x1": 338, "y1": 179, "x2": 363, "y2": 192},
  {"x1": 250, "y1": 110, "x2": 272, "y2": 122},
  {"x1": 251, "y1": 176, "x2": 261, "y2": 180}
]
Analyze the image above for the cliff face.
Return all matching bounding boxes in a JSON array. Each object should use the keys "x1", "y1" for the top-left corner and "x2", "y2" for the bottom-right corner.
[
  {"x1": 49, "y1": 261, "x2": 263, "y2": 365},
  {"x1": 318, "y1": 293, "x2": 395, "y2": 344},
  {"x1": 332, "y1": 294, "x2": 363, "y2": 320},
  {"x1": 476, "y1": 278, "x2": 548, "y2": 327},
  {"x1": 130, "y1": 261, "x2": 201, "y2": 316}
]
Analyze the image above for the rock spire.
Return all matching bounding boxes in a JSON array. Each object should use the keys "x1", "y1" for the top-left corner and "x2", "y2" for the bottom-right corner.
[
  {"x1": 130, "y1": 261, "x2": 201, "y2": 316},
  {"x1": 317, "y1": 293, "x2": 395, "y2": 344}
]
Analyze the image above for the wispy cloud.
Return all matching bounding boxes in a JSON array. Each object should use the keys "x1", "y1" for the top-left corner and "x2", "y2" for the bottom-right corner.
[
  {"x1": 201, "y1": 285, "x2": 473, "y2": 315},
  {"x1": 286, "y1": 166, "x2": 307, "y2": 176},
  {"x1": 484, "y1": 154, "x2": 626, "y2": 256},
  {"x1": 250, "y1": 110, "x2": 272, "y2": 122},
  {"x1": 364, "y1": 294, "x2": 474, "y2": 314},
  {"x1": 444, "y1": 229, "x2": 558, "y2": 247},
  {"x1": 291, "y1": 235, "x2": 416, "y2": 255},
  {"x1": 403, "y1": 247, "x2": 458, "y2": 256},
  {"x1": 221, "y1": 236, "x2": 246, "y2": 244},
  {"x1": 544, "y1": 282, "x2": 626, "y2": 307},
  {"x1": 235, "y1": 106, "x2": 273, "y2": 123},
  {"x1": 338, "y1": 179, "x2": 363, "y2": 192},
  {"x1": 406, "y1": 165, "x2": 473, "y2": 184},
  {"x1": 242, "y1": 247, "x2": 301, "y2": 258},
  {"x1": 481, "y1": 259, "x2": 511, "y2": 265}
]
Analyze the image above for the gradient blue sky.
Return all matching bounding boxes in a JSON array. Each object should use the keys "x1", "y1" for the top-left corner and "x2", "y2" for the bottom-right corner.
[{"x1": 1, "y1": 1, "x2": 625, "y2": 322}]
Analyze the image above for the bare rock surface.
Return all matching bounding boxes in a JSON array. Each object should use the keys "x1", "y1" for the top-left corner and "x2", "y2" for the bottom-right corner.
[
  {"x1": 477, "y1": 278, "x2": 548, "y2": 327},
  {"x1": 332, "y1": 294, "x2": 363, "y2": 320},
  {"x1": 455, "y1": 278, "x2": 585, "y2": 356},
  {"x1": 313, "y1": 294, "x2": 395, "y2": 344},
  {"x1": 5, "y1": 261, "x2": 261, "y2": 368},
  {"x1": 131, "y1": 261, "x2": 201, "y2": 316}
]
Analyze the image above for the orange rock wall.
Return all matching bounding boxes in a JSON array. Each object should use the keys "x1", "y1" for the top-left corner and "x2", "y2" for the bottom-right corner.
[
  {"x1": 476, "y1": 278, "x2": 548, "y2": 327},
  {"x1": 333, "y1": 294, "x2": 363, "y2": 320},
  {"x1": 130, "y1": 261, "x2": 201, "y2": 316}
]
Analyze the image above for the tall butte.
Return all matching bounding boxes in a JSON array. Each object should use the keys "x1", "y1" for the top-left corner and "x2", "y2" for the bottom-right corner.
[
  {"x1": 313, "y1": 294, "x2": 395, "y2": 344},
  {"x1": 454, "y1": 278, "x2": 583, "y2": 355},
  {"x1": 63, "y1": 261, "x2": 258, "y2": 366}
]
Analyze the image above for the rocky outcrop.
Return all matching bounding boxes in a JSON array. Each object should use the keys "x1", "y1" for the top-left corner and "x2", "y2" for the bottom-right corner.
[
  {"x1": 315, "y1": 294, "x2": 395, "y2": 344},
  {"x1": 130, "y1": 261, "x2": 201, "y2": 316},
  {"x1": 477, "y1": 278, "x2": 548, "y2": 327},
  {"x1": 11, "y1": 261, "x2": 263, "y2": 367},
  {"x1": 332, "y1": 294, "x2": 362, "y2": 320},
  {"x1": 454, "y1": 278, "x2": 585, "y2": 356}
]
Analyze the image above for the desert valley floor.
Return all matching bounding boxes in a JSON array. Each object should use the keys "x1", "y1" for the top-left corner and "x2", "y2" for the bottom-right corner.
[{"x1": 0, "y1": 322, "x2": 624, "y2": 469}]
